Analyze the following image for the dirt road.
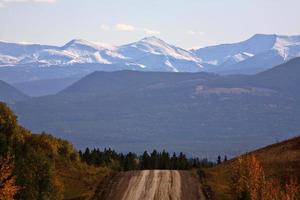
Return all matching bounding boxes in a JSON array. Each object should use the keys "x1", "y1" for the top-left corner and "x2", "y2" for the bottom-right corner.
[{"x1": 92, "y1": 170, "x2": 206, "y2": 200}]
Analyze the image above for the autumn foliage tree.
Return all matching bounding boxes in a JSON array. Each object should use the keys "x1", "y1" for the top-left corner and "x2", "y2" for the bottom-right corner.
[
  {"x1": 0, "y1": 154, "x2": 20, "y2": 200},
  {"x1": 231, "y1": 154, "x2": 300, "y2": 200}
]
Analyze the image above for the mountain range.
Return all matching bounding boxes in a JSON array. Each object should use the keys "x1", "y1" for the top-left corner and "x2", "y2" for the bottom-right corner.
[
  {"x1": 10, "y1": 58, "x2": 300, "y2": 157},
  {"x1": 0, "y1": 34, "x2": 299, "y2": 85}
]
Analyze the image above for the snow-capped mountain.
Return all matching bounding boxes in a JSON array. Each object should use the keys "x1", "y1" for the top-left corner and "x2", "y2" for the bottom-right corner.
[
  {"x1": 116, "y1": 36, "x2": 204, "y2": 72},
  {"x1": 0, "y1": 34, "x2": 300, "y2": 76},
  {"x1": 193, "y1": 34, "x2": 300, "y2": 74},
  {"x1": 0, "y1": 37, "x2": 204, "y2": 72}
]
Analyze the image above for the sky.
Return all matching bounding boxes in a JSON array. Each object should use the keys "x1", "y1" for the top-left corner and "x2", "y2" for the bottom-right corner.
[{"x1": 0, "y1": 0, "x2": 300, "y2": 49}]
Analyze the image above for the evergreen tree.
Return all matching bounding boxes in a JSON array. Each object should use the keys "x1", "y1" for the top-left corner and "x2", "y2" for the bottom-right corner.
[
  {"x1": 124, "y1": 152, "x2": 137, "y2": 171},
  {"x1": 171, "y1": 152, "x2": 178, "y2": 169},
  {"x1": 150, "y1": 150, "x2": 159, "y2": 169},
  {"x1": 160, "y1": 150, "x2": 170, "y2": 169},
  {"x1": 217, "y1": 155, "x2": 222, "y2": 164},
  {"x1": 140, "y1": 151, "x2": 150, "y2": 169},
  {"x1": 224, "y1": 155, "x2": 228, "y2": 162}
]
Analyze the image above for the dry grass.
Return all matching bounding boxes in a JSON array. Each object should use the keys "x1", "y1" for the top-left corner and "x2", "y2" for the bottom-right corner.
[
  {"x1": 203, "y1": 165, "x2": 233, "y2": 199},
  {"x1": 55, "y1": 159, "x2": 110, "y2": 200}
]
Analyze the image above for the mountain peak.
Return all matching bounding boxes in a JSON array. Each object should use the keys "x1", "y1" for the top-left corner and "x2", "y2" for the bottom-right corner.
[
  {"x1": 66, "y1": 38, "x2": 90, "y2": 45},
  {"x1": 247, "y1": 34, "x2": 277, "y2": 43},
  {"x1": 63, "y1": 39, "x2": 112, "y2": 50},
  {"x1": 139, "y1": 36, "x2": 166, "y2": 44},
  {"x1": 251, "y1": 33, "x2": 277, "y2": 38}
]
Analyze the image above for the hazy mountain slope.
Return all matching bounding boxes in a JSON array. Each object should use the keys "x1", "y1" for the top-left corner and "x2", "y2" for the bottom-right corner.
[
  {"x1": 0, "y1": 63, "x2": 124, "y2": 84},
  {"x1": 13, "y1": 77, "x2": 79, "y2": 97},
  {"x1": 250, "y1": 57, "x2": 300, "y2": 93},
  {"x1": 0, "y1": 80, "x2": 29, "y2": 103},
  {"x1": 12, "y1": 58, "x2": 300, "y2": 157}
]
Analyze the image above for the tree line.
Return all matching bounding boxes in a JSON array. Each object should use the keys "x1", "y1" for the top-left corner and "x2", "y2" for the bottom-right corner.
[{"x1": 79, "y1": 147, "x2": 216, "y2": 171}]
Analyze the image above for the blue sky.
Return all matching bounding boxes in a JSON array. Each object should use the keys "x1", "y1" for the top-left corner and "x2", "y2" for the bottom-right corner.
[{"x1": 0, "y1": 0, "x2": 299, "y2": 48}]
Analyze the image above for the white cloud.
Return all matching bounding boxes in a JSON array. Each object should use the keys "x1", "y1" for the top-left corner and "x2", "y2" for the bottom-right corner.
[
  {"x1": 115, "y1": 23, "x2": 136, "y2": 32},
  {"x1": 144, "y1": 29, "x2": 160, "y2": 35},
  {"x1": 187, "y1": 30, "x2": 196, "y2": 35},
  {"x1": 187, "y1": 30, "x2": 204, "y2": 36},
  {"x1": 100, "y1": 24, "x2": 110, "y2": 31},
  {"x1": 114, "y1": 23, "x2": 160, "y2": 36}
]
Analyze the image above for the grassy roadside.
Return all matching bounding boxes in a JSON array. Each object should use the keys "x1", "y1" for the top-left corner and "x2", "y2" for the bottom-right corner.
[
  {"x1": 55, "y1": 160, "x2": 110, "y2": 200},
  {"x1": 200, "y1": 136, "x2": 300, "y2": 199}
]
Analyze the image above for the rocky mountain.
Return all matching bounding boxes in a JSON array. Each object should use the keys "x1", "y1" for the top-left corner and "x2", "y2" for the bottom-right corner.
[{"x1": 12, "y1": 58, "x2": 300, "y2": 157}]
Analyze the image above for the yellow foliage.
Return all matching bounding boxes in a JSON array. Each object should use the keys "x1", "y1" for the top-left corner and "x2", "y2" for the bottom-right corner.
[{"x1": 0, "y1": 155, "x2": 20, "y2": 200}]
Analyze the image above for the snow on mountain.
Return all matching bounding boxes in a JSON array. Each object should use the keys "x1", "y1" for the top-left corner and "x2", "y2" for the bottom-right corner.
[
  {"x1": 33, "y1": 49, "x2": 77, "y2": 65},
  {"x1": 0, "y1": 40, "x2": 56, "y2": 58},
  {"x1": 272, "y1": 35, "x2": 300, "y2": 60},
  {"x1": 62, "y1": 39, "x2": 112, "y2": 52},
  {"x1": 0, "y1": 39, "x2": 120, "y2": 66},
  {"x1": 119, "y1": 36, "x2": 200, "y2": 62},
  {"x1": 193, "y1": 34, "x2": 300, "y2": 74},
  {"x1": 116, "y1": 36, "x2": 204, "y2": 72},
  {"x1": 0, "y1": 55, "x2": 19, "y2": 65},
  {"x1": 0, "y1": 36, "x2": 205, "y2": 72},
  {"x1": 0, "y1": 34, "x2": 299, "y2": 74},
  {"x1": 59, "y1": 39, "x2": 117, "y2": 65}
]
